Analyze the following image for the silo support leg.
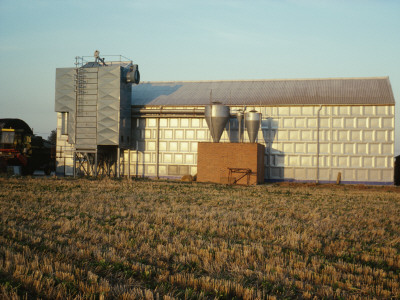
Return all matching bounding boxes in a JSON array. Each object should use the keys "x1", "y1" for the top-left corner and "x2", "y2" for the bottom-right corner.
[
  {"x1": 95, "y1": 152, "x2": 97, "y2": 177},
  {"x1": 117, "y1": 148, "x2": 120, "y2": 178},
  {"x1": 128, "y1": 150, "x2": 131, "y2": 179},
  {"x1": 73, "y1": 152, "x2": 76, "y2": 178}
]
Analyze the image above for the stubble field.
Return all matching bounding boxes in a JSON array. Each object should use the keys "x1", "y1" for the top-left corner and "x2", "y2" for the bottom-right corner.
[{"x1": 0, "y1": 177, "x2": 399, "y2": 299}]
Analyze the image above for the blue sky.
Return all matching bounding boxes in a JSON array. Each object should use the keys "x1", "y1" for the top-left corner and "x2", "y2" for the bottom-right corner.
[{"x1": 1, "y1": 0, "x2": 399, "y2": 154}]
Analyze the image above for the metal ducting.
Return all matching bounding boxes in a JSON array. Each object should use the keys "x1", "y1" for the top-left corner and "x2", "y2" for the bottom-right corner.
[
  {"x1": 205, "y1": 102, "x2": 230, "y2": 143},
  {"x1": 236, "y1": 111, "x2": 244, "y2": 143},
  {"x1": 245, "y1": 110, "x2": 261, "y2": 143},
  {"x1": 126, "y1": 64, "x2": 140, "y2": 84}
]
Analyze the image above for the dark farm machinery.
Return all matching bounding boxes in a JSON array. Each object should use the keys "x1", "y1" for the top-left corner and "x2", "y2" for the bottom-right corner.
[{"x1": 0, "y1": 118, "x2": 55, "y2": 175}]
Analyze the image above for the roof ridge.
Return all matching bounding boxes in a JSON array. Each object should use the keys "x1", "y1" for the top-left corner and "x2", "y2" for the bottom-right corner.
[{"x1": 140, "y1": 76, "x2": 390, "y2": 84}]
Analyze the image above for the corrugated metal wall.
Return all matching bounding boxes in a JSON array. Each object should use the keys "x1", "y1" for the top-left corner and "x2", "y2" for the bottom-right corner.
[
  {"x1": 124, "y1": 105, "x2": 394, "y2": 184},
  {"x1": 97, "y1": 66, "x2": 121, "y2": 146}
]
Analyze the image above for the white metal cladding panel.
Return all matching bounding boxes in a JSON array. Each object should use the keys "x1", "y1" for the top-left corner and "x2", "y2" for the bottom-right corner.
[
  {"x1": 67, "y1": 112, "x2": 76, "y2": 145},
  {"x1": 121, "y1": 105, "x2": 394, "y2": 183},
  {"x1": 55, "y1": 68, "x2": 76, "y2": 144},
  {"x1": 97, "y1": 66, "x2": 121, "y2": 145},
  {"x1": 55, "y1": 113, "x2": 75, "y2": 176},
  {"x1": 55, "y1": 68, "x2": 75, "y2": 112},
  {"x1": 97, "y1": 99, "x2": 119, "y2": 145},
  {"x1": 126, "y1": 117, "x2": 207, "y2": 177},
  {"x1": 253, "y1": 105, "x2": 394, "y2": 183}
]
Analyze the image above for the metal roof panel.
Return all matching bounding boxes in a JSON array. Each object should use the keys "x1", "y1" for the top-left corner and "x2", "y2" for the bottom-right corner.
[{"x1": 131, "y1": 77, "x2": 395, "y2": 106}]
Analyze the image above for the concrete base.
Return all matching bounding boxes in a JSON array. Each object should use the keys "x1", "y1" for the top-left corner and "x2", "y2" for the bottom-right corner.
[{"x1": 197, "y1": 142, "x2": 265, "y2": 185}]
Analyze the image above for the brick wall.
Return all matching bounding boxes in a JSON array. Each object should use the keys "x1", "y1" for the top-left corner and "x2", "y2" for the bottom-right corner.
[{"x1": 197, "y1": 142, "x2": 265, "y2": 185}]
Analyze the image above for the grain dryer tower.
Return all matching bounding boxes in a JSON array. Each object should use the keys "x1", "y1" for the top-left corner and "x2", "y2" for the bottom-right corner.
[{"x1": 55, "y1": 51, "x2": 140, "y2": 176}]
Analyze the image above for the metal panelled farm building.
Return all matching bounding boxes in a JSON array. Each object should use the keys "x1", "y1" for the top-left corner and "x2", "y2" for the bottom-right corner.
[{"x1": 55, "y1": 55, "x2": 396, "y2": 184}]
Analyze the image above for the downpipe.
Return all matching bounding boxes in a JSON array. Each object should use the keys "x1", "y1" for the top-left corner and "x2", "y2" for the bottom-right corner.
[{"x1": 316, "y1": 105, "x2": 323, "y2": 183}]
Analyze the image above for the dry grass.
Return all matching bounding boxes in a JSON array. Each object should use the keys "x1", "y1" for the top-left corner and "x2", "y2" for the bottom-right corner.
[{"x1": 0, "y1": 177, "x2": 399, "y2": 299}]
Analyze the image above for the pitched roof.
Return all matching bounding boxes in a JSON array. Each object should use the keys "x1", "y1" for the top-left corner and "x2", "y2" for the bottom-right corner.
[{"x1": 131, "y1": 77, "x2": 395, "y2": 106}]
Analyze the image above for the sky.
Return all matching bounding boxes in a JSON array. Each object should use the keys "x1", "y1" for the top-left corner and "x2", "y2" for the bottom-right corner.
[{"x1": 0, "y1": 0, "x2": 399, "y2": 154}]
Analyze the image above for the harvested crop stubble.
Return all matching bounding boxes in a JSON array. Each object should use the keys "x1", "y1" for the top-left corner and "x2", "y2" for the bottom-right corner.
[{"x1": 0, "y1": 177, "x2": 399, "y2": 299}]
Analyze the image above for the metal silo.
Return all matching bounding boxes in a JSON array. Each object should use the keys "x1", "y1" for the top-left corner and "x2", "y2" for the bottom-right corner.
[
  {"x1": 245, "y1": 110, "x2": 261, "y2": 143},
  {"x1": 55, "y1": 50, "x2": 140, "y2": 177},
  {"x1": 205, "y1": 102, "x2": 230, "y2": 143}
]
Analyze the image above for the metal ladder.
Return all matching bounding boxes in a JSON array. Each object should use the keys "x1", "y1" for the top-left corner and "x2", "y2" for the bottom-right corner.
[
  {"x1": 75, "y1": 67, "x2": 86, "y2": 110},
  {"x1": 73, "y1": 59, "x2": 99, "y2": 177}
]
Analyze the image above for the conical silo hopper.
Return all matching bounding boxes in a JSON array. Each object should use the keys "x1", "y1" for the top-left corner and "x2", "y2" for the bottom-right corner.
[
  {"x1": 205, "y1": 102, "x2": 230, "y2": 143},
  {"x1": 245, "y1": 110, "x2": 261, "y2": 143}
]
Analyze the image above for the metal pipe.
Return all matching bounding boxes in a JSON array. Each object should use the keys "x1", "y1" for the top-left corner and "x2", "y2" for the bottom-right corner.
[
  {"x1": 132, "y1": 108, "x2": 205, "y2": 115},
  {"x1": 237, "y1": 112, "x2": 243, "y2": 143},
  {"x1": 156, "y1": 109, "x2": 160, "y2": 179},
  {"x1": 128, "y1": 149, "x2": 130, "y2": 179},
  {"x1": 228, "y1": 119, "x2": 231, "y2": 141},
  {"x1": 133, "y1": 108, "x2": 239, "y2": 119},
  {"x1": 132, "y1": 114, "x2": 206, "y2": 118},
  {"x1": 243, "y1": 110, "x2": 246, "y2": 142},
  {"x1": 316, "y1": 105, "x2": 323, "y2": 183},
  {"x1": 117, "y1": 147, "x2": 120, "y2": 178},
  {"x1": 73, "y1": 150, "x2": 76, "y2": 178},
  {"x1": 259, "y1": 113, "x2": 262, "y2": 143},
  {"x1": 95, "y1": 151, "x2": 97, "y2": 177}
]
